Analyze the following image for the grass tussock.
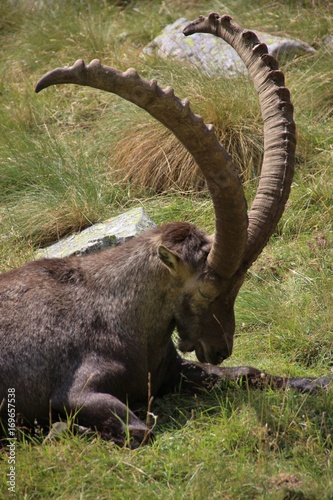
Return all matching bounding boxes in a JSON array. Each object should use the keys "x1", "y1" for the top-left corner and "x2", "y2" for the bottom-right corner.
[
  {"x1": 112, "y1": 123, "x2": 203, "y2": 193},
  {"x1": 111, "y1": 68, "x2": 263, "y2": 192}
]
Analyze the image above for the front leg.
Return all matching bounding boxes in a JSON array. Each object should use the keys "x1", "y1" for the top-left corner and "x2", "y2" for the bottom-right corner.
[
  {"x1": 52, "y1": 391, "x2": 150, "y2": 448},
  {"x1": 51, "y1": 358, "x2": 153, "y2": 448},
  {"x1": 178, "y1": 359, "x2": 331, "y2": 394}
]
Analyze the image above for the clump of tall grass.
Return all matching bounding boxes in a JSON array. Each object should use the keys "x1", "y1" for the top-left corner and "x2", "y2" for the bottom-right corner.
[
  {"x1": 105, "y1": 49, "x2": 333, "y2": 197},
  {"x1": 112, "y1": 123, "x2": 202, "y2": 193},
  {"x1": 109, "y1": 63, "x2": 263, "y2": 193}
]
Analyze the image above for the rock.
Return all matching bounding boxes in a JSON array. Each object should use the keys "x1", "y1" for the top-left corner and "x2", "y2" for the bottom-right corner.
[
  {"x1": 34, "y1": 207, "x2": 156, "y2": 259},
  {"x1": 143, "y1": 18, "x2": 315, "y2": 77},
  {"x1": 322, "y1": 34, "x2": 333, "y2": 50}
]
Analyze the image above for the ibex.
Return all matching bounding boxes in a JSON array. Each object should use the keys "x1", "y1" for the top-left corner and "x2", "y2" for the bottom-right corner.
[{"x1": 0, "y1": 13, "x2": 330, "y2": 447}]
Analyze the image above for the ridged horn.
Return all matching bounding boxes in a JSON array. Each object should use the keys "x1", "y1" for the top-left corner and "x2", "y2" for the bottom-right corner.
[
  {"x1": 35, "y1": 58, "x2": 248, "y2": 279},
  {"x1": 184, "y1": 13, "x2": 296, "y2": 271}
]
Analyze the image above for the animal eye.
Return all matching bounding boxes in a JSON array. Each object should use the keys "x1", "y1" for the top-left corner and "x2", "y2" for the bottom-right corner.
[{"x1": 198, "y1": 288, "x2": 211, "y2": 301}]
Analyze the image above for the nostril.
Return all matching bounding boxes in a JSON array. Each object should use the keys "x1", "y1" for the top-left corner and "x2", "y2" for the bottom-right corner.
[{"x1": 216, "y1": 352, "x2": 226, "y2": 364}]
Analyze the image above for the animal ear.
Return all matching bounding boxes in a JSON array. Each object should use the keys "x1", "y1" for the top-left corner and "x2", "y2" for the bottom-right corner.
[{"x1": 158, "y1": 245, "x2": 182, "y2": 276}]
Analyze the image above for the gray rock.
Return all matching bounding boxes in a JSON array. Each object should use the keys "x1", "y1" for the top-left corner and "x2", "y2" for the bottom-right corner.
[
  {"x1": 322, "y1": 34, "x2": 333, "y2": 50},
  {"x1": 143, "y1": 18, "x2": 315, "y2": 77},
  {"x1": 35, "y1": 207, "x2": 156, "y2": 259}
]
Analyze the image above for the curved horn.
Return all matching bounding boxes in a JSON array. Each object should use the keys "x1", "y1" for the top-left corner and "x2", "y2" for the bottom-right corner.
[
  {"x1": 35, "y1": 59, "x2": 248, "y2": 279},
  {"x1": 184, "y1": 13, "x2": 296, "y2": 271}
]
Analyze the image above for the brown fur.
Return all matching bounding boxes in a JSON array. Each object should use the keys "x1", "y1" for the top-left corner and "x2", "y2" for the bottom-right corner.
[
  {"x1": 0, "y1": 223, "x2": 235, "y2": 445},
  {"x1": 1, "y1": 222, "x2": 329, "y2": 446}
]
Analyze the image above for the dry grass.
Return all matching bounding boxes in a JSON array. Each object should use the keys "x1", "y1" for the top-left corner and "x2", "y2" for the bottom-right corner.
[
  {"x1": 112, "y1": 123, "x2": 204, "y2": 193},
  {"x1": 111, "y1": 105, "x2": 263, "y2": 193}
]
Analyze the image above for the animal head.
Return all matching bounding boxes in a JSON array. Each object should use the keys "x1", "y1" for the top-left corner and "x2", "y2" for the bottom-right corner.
[
  {"x1": 152, "y1": 222, "x2": 237, "y2": 364},
  {"x1": 35, "y1": 13, "x2": 296, "y2": 365}
]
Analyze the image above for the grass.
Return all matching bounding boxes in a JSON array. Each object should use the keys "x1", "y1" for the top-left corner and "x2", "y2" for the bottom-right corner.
[
  {"x1": 110, "y1": 65, "x2": 263, "y2": 191},
  {"x1": 0, "y1": 0, "x2": 333, "y2": 498},
  {"x1": 2, "y1": 388, "x2": 333, "y2": 498}
]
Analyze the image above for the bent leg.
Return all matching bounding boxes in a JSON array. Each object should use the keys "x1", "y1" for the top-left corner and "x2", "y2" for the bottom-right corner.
[
  {"x1": 52, "y1": 392, "x2": 150, "y2": 448},
  {"x1": 177, "y1": 359, "x2": 331, "y2": 394}
]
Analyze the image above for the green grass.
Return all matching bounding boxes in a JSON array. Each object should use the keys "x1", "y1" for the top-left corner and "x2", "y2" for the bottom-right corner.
[
  {"x1": 1, "y1": 0, "x2": 333, "y2": 498},
  {"x1": 2, "y1": 388, "x2": 332, "y2": 499}
]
